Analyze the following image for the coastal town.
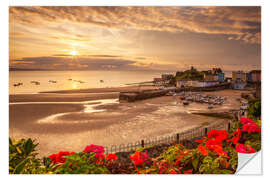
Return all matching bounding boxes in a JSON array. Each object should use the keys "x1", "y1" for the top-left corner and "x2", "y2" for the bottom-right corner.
[
  {"x1": 119, "y1": 67, "x2": 261, "y2": 103},
  {"x1": 153, "y1": 67, "x2": 261, "y2": 90}
]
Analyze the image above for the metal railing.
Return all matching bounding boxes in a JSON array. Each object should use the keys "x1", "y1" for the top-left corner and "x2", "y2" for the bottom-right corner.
[{"x1": 104, "y1": 120, "x2": 231, "y2": 154}]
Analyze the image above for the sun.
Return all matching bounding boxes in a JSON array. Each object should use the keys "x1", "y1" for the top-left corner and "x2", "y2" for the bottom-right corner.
[{"x1": 69, "y1": 50, "x2": 78, "y2": 56}]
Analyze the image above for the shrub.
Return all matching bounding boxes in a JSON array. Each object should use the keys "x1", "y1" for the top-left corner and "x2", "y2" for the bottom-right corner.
[
  {"x1": 247, "y1": 98, "x2": 261, "y2": 118},
  {"x1": 9, "y1": 138, "x2": 50, "y2": 174}
]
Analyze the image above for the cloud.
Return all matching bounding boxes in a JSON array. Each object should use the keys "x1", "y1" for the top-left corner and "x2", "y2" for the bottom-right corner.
[
  {"x1": 10, "y1": 56, "x2": 140, "y2": 70},
  {"x1": 9, "y1": 6, "x2": 261, "y2": 44},
  {"x1": 10, "y1": 55, "x2": 260, "y2": 72}
]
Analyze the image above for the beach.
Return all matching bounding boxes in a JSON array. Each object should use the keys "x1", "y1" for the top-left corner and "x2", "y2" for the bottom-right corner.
[{"x1": 9, "y1": 86, "x2": 249, "y2": 157}]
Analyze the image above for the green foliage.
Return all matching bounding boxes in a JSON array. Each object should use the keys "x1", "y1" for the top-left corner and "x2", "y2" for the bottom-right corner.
[
  {"x1": 175, "y1": 68, "x2": 204, "y2": 81},
  {"x1": 247, "y1": 98, "x2": 261, "y2": 118},
  {"x1": 54, "y1": 152, "x2": 110, "y2": 174},
  {"x1": 9, "y1": 138, "x2": 50, "y2": 174}
]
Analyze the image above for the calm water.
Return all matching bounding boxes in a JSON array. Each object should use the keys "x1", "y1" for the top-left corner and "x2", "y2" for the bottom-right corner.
[
  {"x1": 9, "y1": 70, "x2": 233, "y2": 94},
  {"x1": 9, "y1": 71, "x2": 167, "y2": 94}
]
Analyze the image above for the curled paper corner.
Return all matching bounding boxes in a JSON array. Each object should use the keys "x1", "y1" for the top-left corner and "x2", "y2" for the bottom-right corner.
[{"x1": 236, "y1": 150, "x2": 262, "y2": 175}]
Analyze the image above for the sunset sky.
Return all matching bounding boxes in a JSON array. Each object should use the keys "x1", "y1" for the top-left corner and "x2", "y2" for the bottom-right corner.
[{"x1": 9, "y1": 6, "x2": 261, "y2": 72}]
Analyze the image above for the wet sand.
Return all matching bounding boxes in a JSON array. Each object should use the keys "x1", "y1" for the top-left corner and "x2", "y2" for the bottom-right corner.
[
  {"x1": 9, "y1": 85, "x2": 157, "y2": 103},
  {"x1": 9, "y1": 88, "x2": 248, "y2": 157}
]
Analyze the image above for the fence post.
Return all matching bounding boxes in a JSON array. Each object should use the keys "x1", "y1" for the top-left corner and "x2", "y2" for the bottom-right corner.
[
  {"x1": 228, "y1": 122, "x2": 231, "y2": 131},
  {"x1": 204, "y1": 128, "x2": 208, "y2": 136},
  {"x1": 176, "y1": 133, "x2": 180, "y2": 144},
  {"x1": 141, "y1": 139, "x2": 144, "y2": 148}
]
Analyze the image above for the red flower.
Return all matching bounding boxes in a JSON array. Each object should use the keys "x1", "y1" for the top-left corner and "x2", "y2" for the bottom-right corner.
[
  {"x1": 213, "y1": 145, "x2": 225, "y2": 156},
  {"x1": 198, "y1": 145, "x2": 209, "y2": 156},
  {"x1": 246, "y1": 145, "x2": 256, "y2": 153},
  {"x1": 240, "y1": 117, "x2": 253, "y2": 124},
  {"x1": 230, "y1": 136, "x2": 239, "y2": 145},
  {"x1": 208, "y1": 129, "x2": 219, "y2": 138},
  {"x1": 106, "y1": 153, "x2": 117, "y2": 162},
  {"x1": 83, "y1": 144, "x2": 105, "y2": 157},
  {"x1": 129, "y1": 151, "x2": 150, "y2": 166},
  {"x1": 242, "y1": 122, "x2": 261, "y2": 133},
  {"x1": 232, "y1": 128, "x2": 241, "y2": 137},
  {"x1": 195, "y1": 138, "x2": 204, "y2": 144},
  {"x1": 206, "y1": 139, "x2": 226, "y2": 156},
  {"x1": 169, "y1": 170, "x2": 177, "y2": 174},
  {"x1": 208, "y1": 129, "x2": 228, "y2": 143},
  {"x1": 183, "y1": 169, "x2": 193, "y2": 174},
  {"x1": 235, "y1": 144, "x2": 256, "y2": 153},
  {"x1": 48, "y1": 151, "x2": 74, "y2": 164}
]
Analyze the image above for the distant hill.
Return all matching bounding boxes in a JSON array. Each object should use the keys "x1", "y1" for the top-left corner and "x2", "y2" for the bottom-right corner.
[{"x1": 9, "y1": 67, "x2": 48, "y2": 71}]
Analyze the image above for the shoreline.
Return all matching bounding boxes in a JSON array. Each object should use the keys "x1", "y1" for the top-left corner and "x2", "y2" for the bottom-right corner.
[
  {"x1": 9, "y1": 85, "x2": 158, "y2": 103},
  {"x1": 39, "y1": 85, "x2": 157, "y2": 94}
]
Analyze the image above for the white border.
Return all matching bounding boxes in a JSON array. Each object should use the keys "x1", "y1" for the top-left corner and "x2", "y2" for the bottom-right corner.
[
  {"x1": 2, "y1": 0, "x2": 268, "y2": 179},
  {"x1": 8, "y1": 0, "x2": 264, "y2": 6}
]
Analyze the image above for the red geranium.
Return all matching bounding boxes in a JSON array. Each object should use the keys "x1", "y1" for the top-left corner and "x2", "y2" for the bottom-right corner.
[
  {"x1": 48, "y1": 151, "x2": 74, "y2": 164},
  {"x1": 242, "y1": 122, "x2": 261, "y2": 133},
  {"x1": 195, "y1": 138, "x2": 204, "y2": 144},
  {"x1": 106, "y1": 153, "x2": 117, "y2": 162},
  {"x1": 232, "y1": 128, "x2": 241, "y2": 137},
  {"x1": 240, "y1": 117, "x2": 253, "y2": 124},
  {"x1": 206, "y1": 139, "x2": 226, "y2": 156},
  {"x1": 183, "y1": 169, "x2": 193, "y2": 174},
  {"x1": 198, "y1": 145, "x2": 209, "y2": 156},
  {"x1": 235, "y1": 144, "x2": 255, "y2": 153},
  {"x1": 83, "y1": 144, "x2": 105, "y2": 158},
  {"x1": 169, "y1": 170, "x2": 177, "y2": 174},
  {"x1": 208, "y1": 129, "x2": 228, "y2": 143},
  {"x1": 129, "y1": 151, "x2": 150, "y2": 166}
]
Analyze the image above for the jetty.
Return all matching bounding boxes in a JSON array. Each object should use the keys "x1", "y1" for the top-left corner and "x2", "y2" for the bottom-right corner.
[{"x1": 119, "y1": 89, "x2": 170, "y2": 102}]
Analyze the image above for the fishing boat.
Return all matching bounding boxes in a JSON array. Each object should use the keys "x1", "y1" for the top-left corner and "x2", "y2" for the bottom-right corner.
[
  {"x1": 183, "y1": 101, "x2": 189, "y2": 105},
  {"x1": 49, "y1": 80, "x2": 57, "y2": 83},
  {"x1": 208, "y1": 105, "x2": 214, "y2": 109},
  {"x1": 31, "y1": 81, "x2": 40, "y2": 85},
  {"x1": 166, "y1": 91, "x2": 174, "y2": 96},
  {"x1": 13, "y1": 83, "x2": 22, "y2": 87},
  {"x1": 100, "y1": 80, "x2": 104, "y2": 83}
]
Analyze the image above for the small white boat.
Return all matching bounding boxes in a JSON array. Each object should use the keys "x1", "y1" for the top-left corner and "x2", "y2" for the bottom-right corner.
[
  {"x1": 31, "y1": 81, "x2": 40, "y2": 85},
  {"x1": 183, "y1": 101, "x2": 189, "y2": 105}
]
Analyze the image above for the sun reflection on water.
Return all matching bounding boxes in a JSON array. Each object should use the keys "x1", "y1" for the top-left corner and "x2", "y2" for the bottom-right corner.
[{"x1": 72, "y1": 82, "x2": 78, "y2": 89}]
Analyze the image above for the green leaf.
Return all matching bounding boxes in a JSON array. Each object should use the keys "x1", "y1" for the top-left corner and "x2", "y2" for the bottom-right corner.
[
  {"x1": 192, "y1": 157, "x2": 199, "y2": 171},
  {"x1": 13, "y1": 158, "x2": 29, "y2": 174},
  {"x1": 24, "y1": 138, "x2": 34, "y2": 155}
]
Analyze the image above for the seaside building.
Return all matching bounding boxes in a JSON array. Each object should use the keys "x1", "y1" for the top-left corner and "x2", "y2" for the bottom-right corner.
[
  {"x1": 225, "y1": 77, "x2": 232, "y2": 83},
  {"x1": 161, "y1": 74, "x2": 174, "y2": 81},
  {"x1": 250, "y1": 70, "x2": 261, "y2": 82},
  {"x1": 232, "y1": 71, "x2": 247, "y2": 82},
  {"x1": 153, "y1": 78, "x2": 165, "y2": 85},
  {"x1": 231, "y1": 71, "x2": 247, "y2": 89},
  {"x1": 204, "y1": 68, "x2": 224, "y2": 82},
  {"x1": 232, "y1": 82, "x2": 247, "y2": 90},
  {"x1": 217, "y1": 73, "x2": 225, "y2": 82},
  {"x1": 246, "y1": 73, "x2": 252, "y2": 82},
  {"x1": 176, "y1": 80, "x2": 188, "y2": 88},
  {"x1": 176, "y1": 80, "x2": 219, "y2": 88},
  {"x1": 204, "y1": 73, "x2": 215, "y2": 81}
]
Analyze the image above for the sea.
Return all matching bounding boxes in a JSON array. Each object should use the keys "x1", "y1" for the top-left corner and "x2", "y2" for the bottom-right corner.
[
  {"x1": 9, "y1": 70, "x2": 233, "y2": 94},
  {"x1": 9, "y1": 70, "x2": 167, "y2": 94}
]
